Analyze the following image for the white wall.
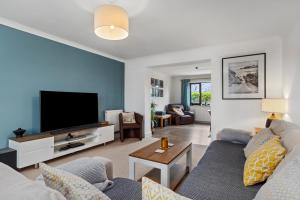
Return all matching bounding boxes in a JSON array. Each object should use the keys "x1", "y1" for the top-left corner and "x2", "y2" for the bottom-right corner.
[
  {"x1": 125, "y1": 37, "x2": 283, "y2": 139},
  {"x1": 170, "y1": 74, "x2": 211, "y2": 104},
  {"x1": 282, "y1": 26, "x2": 300, "y2": 124},
  {"x1": 170, "y1": 74, "x2": 212, "y2": 122},
  {"x1": 148, "y1": 70, "x2": 171, "y2": 112}
]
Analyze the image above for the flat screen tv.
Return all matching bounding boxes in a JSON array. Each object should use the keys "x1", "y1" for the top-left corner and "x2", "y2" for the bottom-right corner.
[{"x1": 40, "y1": 91, "x2": 99, "y2": 132}]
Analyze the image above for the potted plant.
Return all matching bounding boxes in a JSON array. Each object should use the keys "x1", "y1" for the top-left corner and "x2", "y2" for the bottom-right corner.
[{"x1": 151, "y1": 102, "x2": 157, "y2": 132}]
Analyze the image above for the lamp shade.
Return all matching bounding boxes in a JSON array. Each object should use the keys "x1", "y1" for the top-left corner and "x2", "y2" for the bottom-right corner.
[
  {"x1": 94, "y1": 5, "x2": 129, "y2": 40},
  {"x1": 261, "y1": 99, "x2": 287, "y2": 113}
]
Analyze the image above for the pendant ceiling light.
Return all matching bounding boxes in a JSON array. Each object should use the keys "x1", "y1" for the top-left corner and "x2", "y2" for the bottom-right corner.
[{"x1": 94, "y1": 4, "x2": 129, "y2": 40}]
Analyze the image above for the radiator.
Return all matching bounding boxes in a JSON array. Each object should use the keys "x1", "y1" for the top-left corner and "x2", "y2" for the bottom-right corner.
[{"x1": 105, "y1": 110, "x2": 123, "y2": 132}]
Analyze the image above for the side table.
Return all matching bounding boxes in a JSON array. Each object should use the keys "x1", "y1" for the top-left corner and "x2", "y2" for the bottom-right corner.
[{"x1": 154, "y1": 114, "x2": 172, "y2": 128}]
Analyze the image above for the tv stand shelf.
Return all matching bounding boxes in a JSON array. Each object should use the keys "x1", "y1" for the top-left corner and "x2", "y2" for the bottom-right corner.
[
  {"x1": 9, "y1": 124, "x2": 114, "y2": 169},
  {"x1": 54, "y1": 134, "x2": 96, "y2": 147}
]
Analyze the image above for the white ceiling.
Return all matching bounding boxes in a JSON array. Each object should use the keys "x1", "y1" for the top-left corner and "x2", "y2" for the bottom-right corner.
[
  {"x1": 151, "y1": 60, "x2": 212, "y2": 77},
  {"x1": 0, "y1": 0, "x2": 299, "y2": 59}
]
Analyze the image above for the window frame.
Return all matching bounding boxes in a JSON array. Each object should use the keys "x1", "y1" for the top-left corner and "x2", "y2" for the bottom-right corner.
[
  {"x1": 190, "y1": 82, "x2": 211, "y2": 106},
  {"x1": 190, "y1": 82, "x2": 202, "y2": 105}
]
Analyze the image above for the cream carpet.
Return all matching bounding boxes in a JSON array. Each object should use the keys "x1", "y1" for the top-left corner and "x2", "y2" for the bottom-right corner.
[{"x1": 21, "y1": 126, "x2": 209, "y2": 188}]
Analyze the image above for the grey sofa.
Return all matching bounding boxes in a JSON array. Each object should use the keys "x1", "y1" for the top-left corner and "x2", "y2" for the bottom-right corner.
[
  {"x1": 0, "y1": 130, "x2": 266, "y2": 200},
  {"x1": 177, "y1": 140, "x2": 262, "y2": 200},
  {"x1": 105, "y1": 139, "x2": 263, "y2": 200},
  {"x1": 0, "y1": 140, "x2": 258, "y2": 200}
]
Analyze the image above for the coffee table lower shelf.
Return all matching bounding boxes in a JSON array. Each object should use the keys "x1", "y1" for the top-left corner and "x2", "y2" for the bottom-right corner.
[{"x1": 128, "y1": 145, "x2": 192, "y2": 188}]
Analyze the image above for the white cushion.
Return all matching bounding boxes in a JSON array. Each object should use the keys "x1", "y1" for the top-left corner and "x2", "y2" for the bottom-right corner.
[
  {"x1": 122, "y1": 112, "x2": 136, "y2": 124},
  {"x1": 244, "y1": 128, "x2": 274, "y2": 158},
  {"x1": 254, "y1": 157, "x2": 300, "y2": 200},
  {"x1": 40, "y1": 163, "x2": 110, "y2": 200}
]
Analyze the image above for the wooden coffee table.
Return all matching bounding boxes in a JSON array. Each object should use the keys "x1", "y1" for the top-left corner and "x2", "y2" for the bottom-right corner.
[{"x1": 129, "y1": 140, "x2": 192, "y2": 188}]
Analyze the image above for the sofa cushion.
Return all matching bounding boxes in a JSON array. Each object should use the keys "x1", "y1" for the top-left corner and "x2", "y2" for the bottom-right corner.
[
  {"x1": 104, "y1": 178, "x2": 141, "y2": 200},
  {"x1": 122, "y1": 112, "x2": 136, "y2": 124},
  {"x1": 243, "y1": 137, "x2": 286, "y2": 186},
  {"x1": 244, "y1": 128, "x2": 274, "y2": 158},
  {"x1": 178, "y1": 141, "x2": 263, "y2": 200},
  {"x1": 40, "y1": 163, "x2": 110, "y2": 200},
  {"x1": 281, "y1": 128, "x2": 300, "y2": 152},
  {"x1": 0, "y1": 163, "x2": 66, "y2": 200},
  {"x1": 254, "y1": 157, "x2": 300, "y2": 200},
  {"x1": 269, "y1": 120, "x2": 299, "y2": 137},
  {"x1": 173, "y1": 107, "x2": 185, "y2": 116},
  {"x1": 270, "y1": 144, "x2": 300, "y2": 179},
  {"x1": 217, "y1": 128, "x2": 252, "y2": 144}
]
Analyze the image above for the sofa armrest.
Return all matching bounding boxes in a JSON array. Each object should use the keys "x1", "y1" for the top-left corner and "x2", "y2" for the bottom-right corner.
[
  {"x1": 184, "y1": 111, "x2": 195, "y2": 116},
  {"x1": 217, "y1": 128, "x2": 252, "y2": 144},
  {"x1": 135, "y1": 112, "x2": 144, "y2": 125},
  {"x1": 94, "y1": 157, "x2": 113, "y2": 180},
  {"x1": 167, "y1": 111, "x2": 180, "y2": 117}
]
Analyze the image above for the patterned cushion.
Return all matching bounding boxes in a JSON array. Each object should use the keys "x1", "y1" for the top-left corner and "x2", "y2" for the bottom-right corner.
[
  {"x1": 244, "y1": 128, "x2": 274, "y2": 158},
  {"x1": 122, "y1": 112, "x2": 136, "y2": 124},
  {"x1": 40, "y1": 163, "x2": 110, "y2": 200},
  {"x1": 173, "y1": 107, "x2": 185, "y2": 116},
  {"x1": 142, "y1": 177, "x2": 191, "y2": 200},
  {"x1": 254, "y1": 157, "x2": 300, "y2": 200},
  {"x1": 243, "y1": 137, "x2": 286, "y2": 186}
]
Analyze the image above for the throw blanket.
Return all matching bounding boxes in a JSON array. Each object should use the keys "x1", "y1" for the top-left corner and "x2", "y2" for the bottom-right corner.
[{"x1": 38, "y1": 157, "x2": 114, "y2": 191}]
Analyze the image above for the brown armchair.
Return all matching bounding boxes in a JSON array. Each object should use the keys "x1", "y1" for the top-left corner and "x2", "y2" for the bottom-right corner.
[
  {"x1": 119, "y1": 112, "x2": 144, "y2": 142},
  {"x1": 166, "y1": 104, "x2": 195, "y2": 125}
]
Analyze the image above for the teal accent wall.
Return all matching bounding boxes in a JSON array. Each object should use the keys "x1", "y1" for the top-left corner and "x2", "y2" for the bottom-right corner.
[{"x1": 0, "y1": 25, "x2": 124, "y2": 148}]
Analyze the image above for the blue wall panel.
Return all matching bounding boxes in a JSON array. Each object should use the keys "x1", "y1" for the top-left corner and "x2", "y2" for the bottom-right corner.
[{"x1": 0, "y1": 25, "x2": 124, "y2": 148}]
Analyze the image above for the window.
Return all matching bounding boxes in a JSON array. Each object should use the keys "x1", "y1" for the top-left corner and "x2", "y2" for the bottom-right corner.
[{"x1": 190, "y1": 82, "x2": 212, "y2": 106}]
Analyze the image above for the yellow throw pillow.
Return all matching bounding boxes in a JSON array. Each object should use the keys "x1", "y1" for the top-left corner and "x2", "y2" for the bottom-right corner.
[
  {"x1": 243, "y1": 136, "x2": 286, "y2": 186},
  {"x1": 142, "y1": 177, "x2": 191, "y2": 200}
]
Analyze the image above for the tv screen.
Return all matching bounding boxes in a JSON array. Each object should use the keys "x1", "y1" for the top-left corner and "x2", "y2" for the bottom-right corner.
[{"x1": 40, "y1": 91, "x2": 99, "y2": 132}]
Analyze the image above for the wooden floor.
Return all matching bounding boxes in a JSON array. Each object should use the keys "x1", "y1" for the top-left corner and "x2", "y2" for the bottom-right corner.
[{"x1": 152, "y1": 123, "x2": 211, "y2": 146}]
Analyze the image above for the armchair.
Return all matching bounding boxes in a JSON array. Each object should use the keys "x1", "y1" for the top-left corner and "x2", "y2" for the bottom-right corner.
[
  {"x1": 166, "y1": 104, "x2": 195, "y2": 125},
  {"x1": 119, "y1": 112, "x2": 144, "y2": 142}
]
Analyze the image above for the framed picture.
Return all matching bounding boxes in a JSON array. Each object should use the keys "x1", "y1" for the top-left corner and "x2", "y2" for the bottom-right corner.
[
  {"x1": 151, "y1": 78, "x2": 155, "y2": 87},
  {"x1": 154, "y1": 79, "x2": 159, "y2": 87},
  {"x1": 158, "y1": 89, "x2": 164, "y2": 97},
  {"x1": 222, "y1": 53, "x2": 266, "y2": 99},
  {"x1": 159, "y1": 80, "x2": 164, "y2": 88},
  {"x1": 151, "y1": 88, "x2": 155, "y2": 97}
]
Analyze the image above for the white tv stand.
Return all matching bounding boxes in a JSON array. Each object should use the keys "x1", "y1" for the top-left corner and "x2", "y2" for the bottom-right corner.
[{"x1": 9, "y1": 124, "x2": 114, "y2": 169}]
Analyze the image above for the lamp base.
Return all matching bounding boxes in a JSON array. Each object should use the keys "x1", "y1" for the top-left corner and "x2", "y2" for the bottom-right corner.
[
  {"x1": 265, "y1": 113, "x2": 282, "y2": 128},
  {"x1": 265, "y1": 118, "x2": 273, "y2": 128}
]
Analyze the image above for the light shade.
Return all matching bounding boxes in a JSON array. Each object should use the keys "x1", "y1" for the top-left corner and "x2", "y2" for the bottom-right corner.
[
  {"x1": 261, "y1": 99, "x2": 287, "y2": 113},
  {"x1": 94, "y1": 5, "x2": 129, "y2": 40}
]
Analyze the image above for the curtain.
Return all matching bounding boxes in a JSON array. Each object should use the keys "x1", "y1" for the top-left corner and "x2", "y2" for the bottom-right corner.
[{"x1": 181, "y1": 79, "x2": 191, "y2": 111}]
